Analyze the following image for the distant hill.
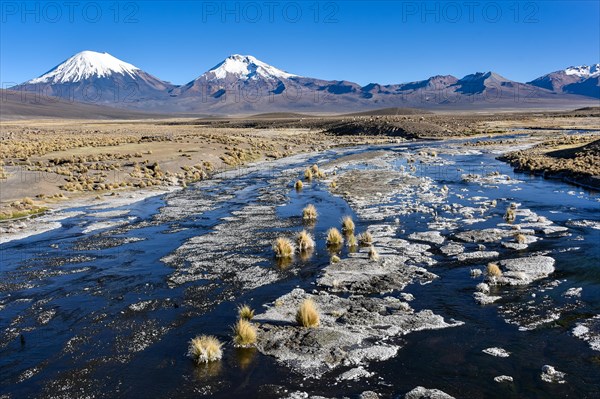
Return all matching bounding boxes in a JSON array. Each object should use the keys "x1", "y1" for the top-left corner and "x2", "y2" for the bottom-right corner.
[
  {"x1": 0, "y1": 90, "x2": 169, "y2": 120},
  {"x1": 528, "y1": 64, "x2": 600, "y2": 99},
  {"x1": 246, "y1": 112, "x2": 317, "y2": 119},
  {"x1": 342, "y1": 107, "x2": 433, "y2": 116}
]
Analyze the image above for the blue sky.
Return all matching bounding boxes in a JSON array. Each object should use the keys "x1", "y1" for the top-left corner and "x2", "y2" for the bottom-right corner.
[{"x1": 1, "y1": 1, "x2": 599, "y2": 86}]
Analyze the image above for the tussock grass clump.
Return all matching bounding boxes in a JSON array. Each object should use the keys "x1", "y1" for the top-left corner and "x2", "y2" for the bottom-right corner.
[
  {"x1": 311, "y1": 164, "x2": 320, "y2": 174},
  {"x1": 326, "y1": 228, "x2": 344, "y2": 246},
  {"x1": 504, "y1": 208, "x2": 516, "y2": 222},
  {"x1": 357, "y1": 231, "x2": 373, "y2": 246},
  {"x1": 330, "y1": 180, "x2": 337, "y2": 189},
  {"x1": 296, "y1": 230, "x2": 315, "y2": 251},
  {"x1": 368, "y1": 246, "x2": 380, "y2": 261},
  {"x1": 515, "y1": 233, "x2": 527, "y2": 244},
  {"x1": 302, "y1": 204, "x2": 318, "y2": 221},
  {"x1": 346, "y1": 234, "x2": 357, "y2": 248},
  {"x1": 295, "y1": 180, "x2": 303, "y2": 190},
  {"x1": 273, "y1": 237, "x2": 294, "y2": 259},
  {"x1": 487, "y1": 262, "x2": 502, "y2": 278},
  {"x1": 238, "y1": 304, "x2": 254, "y2": 320},
  {"x1": 317, "y1": 170, "x2": 326, "y2": 178},
  {"x1": 188, "y1": 335, "x2": 223, "y2": 364},
  {"x1": 296, "y1": 298, "x2": 320, "y2": 328},
  {"x1": 330, "y1": 255, "x2": 341, "y2": 263},
  {"x1": 341, "y1": 216, "x2": 355, "y2": 234},
  {"x1": 233, "y1": 319, "x2": 257, "y2": 347},
  {"x1": 304, "y1": 168, "x2": 313, "y2": 181}
]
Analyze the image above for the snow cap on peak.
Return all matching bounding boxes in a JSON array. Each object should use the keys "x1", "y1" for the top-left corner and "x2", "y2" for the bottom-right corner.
[
  {"x1": 28, "y1": 50, "x2": 140, "y2": 84},
  {"x1": 564, "y1": 64, "x2": 600, "y2": 78},
  {"x1": 205, "y1": 54, "x2": 298, "y2": 80}
]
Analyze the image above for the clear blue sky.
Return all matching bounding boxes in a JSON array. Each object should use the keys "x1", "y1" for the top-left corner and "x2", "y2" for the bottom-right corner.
[{"x1": 1, "y1": 1, "x2": 599, "y2": 86}]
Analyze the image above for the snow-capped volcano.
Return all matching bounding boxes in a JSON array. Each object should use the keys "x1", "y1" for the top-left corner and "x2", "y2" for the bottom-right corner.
[
  {"x1": 173, "y1": 54, "x2": 301, "y2": 101},
  {"x1": 203, "y1": 54, "x2": 298, "y2": 81},
  {"x1": 27, "y1": 51, "x2": 141, "y2": 84},
  {"x1": 16, "y1": 50, "x2": 175, "y2": 106},
  {"x1": 564, "y1": 64, "x2": 600, "y2": 78}
]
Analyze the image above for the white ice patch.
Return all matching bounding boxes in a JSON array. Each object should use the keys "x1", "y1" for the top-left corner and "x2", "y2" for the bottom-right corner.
[{"x1": 483, "y1": 347, "x2": 510, "y2": 357}]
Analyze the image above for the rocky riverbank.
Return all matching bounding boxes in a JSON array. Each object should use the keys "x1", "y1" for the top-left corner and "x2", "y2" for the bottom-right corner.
[{"x1": 498, "y1": 134, "x2": 600, "y2": 190}]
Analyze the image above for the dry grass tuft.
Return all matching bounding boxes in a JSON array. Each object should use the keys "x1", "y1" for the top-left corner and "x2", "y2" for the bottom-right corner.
[
  {"x1": 238, "y1": 304, "x2": 255, "y2": 320},
  {"x1": 330, "y1": 255, "x2": 341, "y2": 263},
  {"x1": 188, "y1": 335, "x2": 223, "y2": 364},
  {"x1": 487, "y1": 262, "x2": 502, "y2": 278},
  {"x1": 304, "y1": 168, "x2": 313, "y2": 181},
  {"x1": 346, "y1": 234, "x2": 357, "y2": 248},
  {"x1": 326, "y1": 227, "x2": 344, "y2": 246},
  {"x1": 368, "y1": 246, "x2": 380, "y2": 261},
  {"x1": 357, "y1": 231, "x2": 373, "y2": 246},
  {"x1": 515, "y1": 233, "x2": 527, "y2": 244},
  {"x1": 341, "y1": 216, "x2": 355, "y2": 234},
  {"x1": 311, "y1": 164, "x2": 320, "y2": 174},
  {"x1": 273, "y1": 237, "x2": 295, "y2": 259},
  {"x1": 296, "y1": 298, "x2": 320, "y2": 328},
  {"x1": 504, "y1": 208, "x2": 516, "y2": 222},
  {"x1": 302, "y1": 204, "x2": 318, "y2": 221},
  {"x1": 295, "y1": 180, "x2": 303, "y2": 190},
  {"x1": 232, "y1": 319, "x2": 257, "y2": 347},
  {"x1": 296, "y1": 230, "x2": 315, "y2": 251}
]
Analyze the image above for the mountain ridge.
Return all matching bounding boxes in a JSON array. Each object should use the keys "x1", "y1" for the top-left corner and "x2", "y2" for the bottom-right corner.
[
  {"x1": 11, "y1": 51, "x2": 600, "y2": 113},
  {"x1": 528, "y1": 64, "x2": 600, "y2": 98}
]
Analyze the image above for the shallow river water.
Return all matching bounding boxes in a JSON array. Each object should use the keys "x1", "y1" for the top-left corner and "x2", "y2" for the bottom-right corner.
[{"x1": 1, "y1": 138, "x2": 599, "y2": 398}]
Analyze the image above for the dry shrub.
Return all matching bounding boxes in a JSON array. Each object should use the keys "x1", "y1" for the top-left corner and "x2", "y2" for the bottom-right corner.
[
  {"x1": 357, "y1": 231, "x2": 373, "y2": 246},
  {"x1": 326, "y1": 228, "x2": 344, "y2": 246},
  {"x1": 296, "y1": 298, "x2": 320, "y2": 328},
  {"x1": 273, "y1": 237, "x2": 294, "y2": 258},
  {"x1": 368, "y1": 246, "x2": 379, "y2": 261},
  {"x1": 504, "y1": 208, "x2": 516, "y2": 222},
  {"x1": 304, "y1": 168, "x2": 313, "y2": 181},
  {"x1": 188, "y1": 335, "x2": 223, "y2": 364},
  {"x1": 346, "y1": 234, "x2": 357, "y2": 248},
  {"x1": 296, "y1": 230, "x2": 315, "y2": 251},
  {"x1": 232, "y1": 319, "x2": 257, "y2": 347},
  {"x1": 487, "y1": 262, "x2": 502, "y2": 278},
  {"x1": 341, "y1": 216, "x2": 355, "y2": 234},
  {"x1": 302, "y1": 204, "x2": 318, "y2": 221},
  {"x1": 238, "y1": 304, "x2": 254, "y2": 320}
]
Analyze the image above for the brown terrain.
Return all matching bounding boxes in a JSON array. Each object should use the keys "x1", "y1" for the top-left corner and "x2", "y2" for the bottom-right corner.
[
  {"x1": 1, "y1": 107, "x2": 599, "y2": 220},
  {"x1": 499, "y1": 135, "x2": 600, "y2": 189}
]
